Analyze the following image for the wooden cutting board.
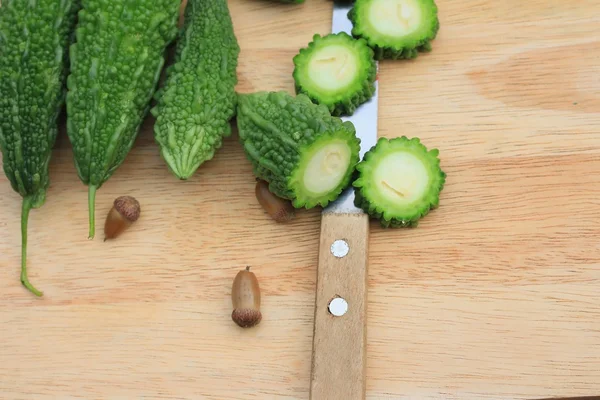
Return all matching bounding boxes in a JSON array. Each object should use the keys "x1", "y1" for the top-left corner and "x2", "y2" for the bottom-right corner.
[{"x1": 1, "y1": 0, "x2": 600, "y2": 399}]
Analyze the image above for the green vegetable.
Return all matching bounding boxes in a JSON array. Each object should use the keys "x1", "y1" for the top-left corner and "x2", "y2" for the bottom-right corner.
[
  {"x1": 353, "y1": 136, "x2": 445, "y2": 228},
  {"x1": 0, "y1": 0, "x2": 81, "y2": 296},
  {"x1": 349, "y1": 0, "x2": 439, "y2": 60},
  {"x1": 66, "y1": 0, "x2": 180, "y2": 239},
  {"x1": 237, "y1": 91, "x2": 361, "y2": 209},
  {"x1": 292, "y1": 32, "x2": 376, "y2": 117},
  {"x1": 152, "y1": 0, "x2": 240, "y2": 180}
]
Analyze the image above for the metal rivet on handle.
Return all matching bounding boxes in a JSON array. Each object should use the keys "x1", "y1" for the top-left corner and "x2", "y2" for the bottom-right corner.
[
  {"x1": 328, "y1": 297, "x2": 348, "y2": 317},
  {"x1": 331, "y1": 239, "x2": 349, "y2": 258}
]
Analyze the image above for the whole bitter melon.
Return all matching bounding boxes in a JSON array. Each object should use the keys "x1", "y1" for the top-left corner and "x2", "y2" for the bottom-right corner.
[
  {"x1": 237, "y1": 91, "x2": 361, "y2": 209},
  {"x1": 66, "y1": 0, "x2": 180, "y2": 239},
  {"x1": 0, "y1": 0, "x2": 81, "y2": 296},
  {"x1": 152, "y1": 0, "x2": 240, "y2": 180},
  {"x1": 353, "y1": 136, "x2": 446, "y2": 228},
  {"x1": 293, "y1": 32, "x2": 376, "y2": 116},
  {"x1": 349, "y1": 0, "x2": 439, "y2": 60}
]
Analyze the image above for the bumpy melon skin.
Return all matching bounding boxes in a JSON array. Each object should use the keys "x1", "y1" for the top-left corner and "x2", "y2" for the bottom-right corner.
[
  {"x1": 353, "y1": 136, "x2": 446, "y2": 228},
  {"x1": 152, "y1": 0, "x2": 240, "y2": 180},
  {"x1": 348, "y1": 0, "x2": 439, "y2": 60},
  {"x1": 293, "y1": 32, "x2": 376, "y2": 116},
  {"x1": 66, "y1": 0, "x2": 181, "y2": 238},
  {"x1": 0, "y1": 0, "x2": 81, "y2": 296},
  {"x1": 236, "y1": 91, "x2": 361, "y2": 209}
]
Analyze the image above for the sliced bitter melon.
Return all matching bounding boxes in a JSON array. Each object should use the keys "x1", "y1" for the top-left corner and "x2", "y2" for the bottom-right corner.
[
  {"x1": 348, "y1": 0, "x2": 439, "y2": 60},
  {"x1": 353, "y1": 136, "x2": 445, "y2": 228},
  {"x1": 292, "y1": 32, "x2": 376, "y2": 116},
  {"x1": 236, "y1": 91, "x2": 361, "y2": 209}
]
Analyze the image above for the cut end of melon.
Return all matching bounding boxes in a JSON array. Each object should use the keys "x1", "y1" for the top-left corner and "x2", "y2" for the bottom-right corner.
[
  {"x1": 288, "y1": 129, "x2": 360, "y2": 209},
  {"x1": 302, "y1": 140, "x2": 352, "y2": 195}
]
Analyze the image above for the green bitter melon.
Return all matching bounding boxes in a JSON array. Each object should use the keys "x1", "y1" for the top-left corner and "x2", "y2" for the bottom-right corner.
[
  {"x1": 353, "y1": 136, "x2": 445, "y2": 228},
  {"x1": 349, "y1": 0, "x2": 439, "y2": 60},
  {"x1": 293, "y1": 32, "x2": 376, "y2": 117},
  {"x1": 66, "y1": 0, "x2": 180, "y2": 239},
  {"x1": 237, "y1": 91, "x2": 361, "y2": 209},
  {"x1": 0, "y1": 0, "x2": 81, "y2": 296},
  {"x1": 152, "y1": 0, "x2": 240, "y2": 180}
]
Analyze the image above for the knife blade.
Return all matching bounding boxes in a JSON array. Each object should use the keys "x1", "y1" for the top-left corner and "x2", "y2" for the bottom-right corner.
[
  {"x1": 309, "y1": 2, "x2": 379, "y2": 399},
  {"x1": 325, "y1": 3, "x2": 379, "y2": 215}
]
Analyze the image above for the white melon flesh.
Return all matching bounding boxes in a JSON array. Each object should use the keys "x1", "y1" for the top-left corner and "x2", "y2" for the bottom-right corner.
[
  {"x1": 373, "y1": 151, "x2": 430, "y2": 205},
  {"x1": 303, "y1": 141, "x2": 352, "y2": 195},
  {"x1": 368, "y1": 0, "x2": 422, "y2": 37},
  {"x1": 307, "y1": 45, "x2": 359, "y2": 92}
]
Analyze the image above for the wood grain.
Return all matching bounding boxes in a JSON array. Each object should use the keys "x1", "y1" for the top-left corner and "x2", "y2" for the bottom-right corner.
[
  {"x1": 1, "y1": 0, "x2": 600, "y2": 399},
  {"x1": 310, "y1": 213, "x2": 369, "y2": 400}
]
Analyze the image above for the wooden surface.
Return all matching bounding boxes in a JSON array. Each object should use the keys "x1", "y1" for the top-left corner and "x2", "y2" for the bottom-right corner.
[
  {"x1": 1, "y1": 0, "x2": 600, "y2": 399},
  {"x1": 310, "y1": 213, "x2": 369, "y2": 399}
]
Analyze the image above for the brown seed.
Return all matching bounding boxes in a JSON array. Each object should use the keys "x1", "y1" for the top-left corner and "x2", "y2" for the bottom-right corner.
[
  {"x1": 255, "y1": 179, "x2": 295, "y2": 223},
  {"x1": 231, "y1": 266, "x2": 262, "y2": 328},
  {"x1": 104, "y1": 196, "x2": 141, "y2": 241}
]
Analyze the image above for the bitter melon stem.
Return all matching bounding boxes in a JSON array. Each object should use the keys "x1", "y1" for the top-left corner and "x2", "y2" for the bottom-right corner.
[
  {"x1": 21, "y1": 196, "x2": 43, "y2": 297},
  {"x1": 88, "y1": 185, "x2": 97, "y2": 240}
]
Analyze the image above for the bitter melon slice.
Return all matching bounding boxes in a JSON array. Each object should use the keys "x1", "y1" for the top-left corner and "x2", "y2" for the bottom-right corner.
[
  {"x1": 292, "y1": 32, "x2": 376, "y2": 116},
  {"x1": 353, "y1": 136, "x2": 445, "y2": 227},
  {"x1": 349, "y1": 0, "x2": 439, "y2": 60}
]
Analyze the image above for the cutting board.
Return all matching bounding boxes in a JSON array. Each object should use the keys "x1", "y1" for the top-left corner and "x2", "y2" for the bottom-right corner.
[{"x1": 1, "y1": 0, "x2": 600, "y2": 399}]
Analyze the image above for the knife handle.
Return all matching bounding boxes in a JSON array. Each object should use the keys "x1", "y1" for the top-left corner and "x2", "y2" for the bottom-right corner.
[{"x1": 310, "y1": 212, "x2": 369, "y2": 400}]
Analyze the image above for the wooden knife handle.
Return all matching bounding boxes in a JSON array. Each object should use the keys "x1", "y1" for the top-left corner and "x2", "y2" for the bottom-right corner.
[{"x1": 310, "y1": 212, "x2": 369, "y2": 400}]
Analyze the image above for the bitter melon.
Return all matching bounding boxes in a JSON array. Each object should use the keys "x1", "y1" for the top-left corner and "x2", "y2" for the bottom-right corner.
[
  {"x1": 353, "y1": 136, "x2": 445, "y2": 228},
  {"x1": 0, "y1": 0, "x2": 81, "y2": 296},
  {"x1": 237, "y1": 91, "x2": 361, "y2": 209},
  {"x1": 293, "y1": 32, "x2": 376, "y2": 116},
  {"x1": 349, "y1": 0, "x2": 439, "y2": 60},
  {"x1": 66, "y1": 0, "x2": 180, "y2": 239},
  {"x1": 152, "y1": 0, "x2": 240, "y2": 180}
]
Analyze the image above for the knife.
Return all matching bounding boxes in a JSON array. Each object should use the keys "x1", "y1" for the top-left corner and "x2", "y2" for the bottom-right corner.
[{"x1": 308, "y1": 2, "x2": 379, "y2": 399}]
